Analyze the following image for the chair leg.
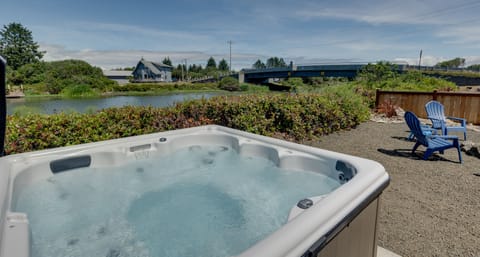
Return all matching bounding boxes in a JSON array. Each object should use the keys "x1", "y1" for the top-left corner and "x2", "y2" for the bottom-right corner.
[
  {"x1": 412, "y1": 142, "x2": 421, "y2": 154},
  {"x1": 454, "y1": 140, "x2": 463, "y2": 163},
  {"x1": 423, "y1": 149, "x2": 434, "y2": 160},
  {"x1": 464, "y1": 131, "x2": 466, "y2": 141}
]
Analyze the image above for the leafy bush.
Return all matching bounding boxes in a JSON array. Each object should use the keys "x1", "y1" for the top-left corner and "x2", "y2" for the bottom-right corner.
[
  {"x1": 44, "y1": 60, "x2": 115, "y2": 94},
  {"x1": 239, "y1": 83, "x2": 270, "y2": 92},
  {"x1": 60, "y1": 84, "x2": 99, "y2": 97},
  {"x1": 5, "y1": 92, "x2": 370, "y2": 154},
  {"x1": 9, "y1": 60, "x2": 116, "y2": 94},
  {"x1": 218, "y1": 77, "x2": 239, "y2": 91},
  {"x1": 353, "y1": 62, "x2": 457, "y2": 107}
]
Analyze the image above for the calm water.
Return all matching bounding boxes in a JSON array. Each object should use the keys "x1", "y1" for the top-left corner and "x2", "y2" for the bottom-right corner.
[
  {"x1": 6, "y1": 92, "x2": 223, "y2": 115},
  {"x1": 14, "y1": 145, "x2": 340, "y2": 257}
]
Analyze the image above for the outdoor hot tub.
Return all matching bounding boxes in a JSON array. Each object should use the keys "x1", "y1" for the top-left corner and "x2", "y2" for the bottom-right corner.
[{"x1": 0, "y1": 125, "x2": 389, "y2": 257}]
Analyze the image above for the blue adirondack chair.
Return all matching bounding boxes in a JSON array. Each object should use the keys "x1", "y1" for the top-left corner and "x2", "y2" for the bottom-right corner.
[
  {"x1": 404, "y1": 111, "x2": 462, "y2": 163},
  {"x1": 407, "y1": 124, "x2": 436, "y2": 141},
  {"x1": 425, "y1": 100, "x2": 467, "y2": 140}
]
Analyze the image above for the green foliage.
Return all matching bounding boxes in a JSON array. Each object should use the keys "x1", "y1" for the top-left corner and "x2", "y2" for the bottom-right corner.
[
  {"x1": 162, "y1": 57, "x2": 172, "y2": 66},
  {"x1": 435, "y1": 57, "x2": 465, "y2": 68},
  {"x1": 282, "y1": 78, "x2": 305, "y2": 92},
  {"x1": 252, "y1": 59, "x2": 266, "y2": 69},
  {"x1": 266, "y1": 57, "x2": 287, "y2": 68},
  {"x1": 5, "y1": 92, "x2": 369, "y2": 154},
  {"x1": 218, "y1": 77, "x2": 239, "y2": 91},
  {"x1": 206, "y1": 57, "x2": 217, "y2": 69},
  {"x1": 357, "y1": 61, "x2": 398, "y2": 90},
  {"x1": 422, "y1": 69, "x2": 480, "y2": 78},
  {"x1": 467, "y1": 64, "x2": 480, "y2": 71},
  {"x1": 8, "y1": 59, "x2": 115, "y2": 94},
  {"x1": 218, "y1": 59, "x2": 229, "y2": 71},
  {"x1": 0, "y1": 22, "x2": 44, "y2": 69},
  {"x1": 239, "y1": 83, "x2": 270, "y2": 92},
  {"x1": 7, "y1": 61, "x2": 47, "y2": 85},
  {"x1": 43, "y1": 60, "x2": 115, "y2": 94},
  {"x1": 60, "y1": 84, "x2": 99, "y2": 97},
  {"x1": 353, "y1": 63, "x2": 457, "y2": 107}
]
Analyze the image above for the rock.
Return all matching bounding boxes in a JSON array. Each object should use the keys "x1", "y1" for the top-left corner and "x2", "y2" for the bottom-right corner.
[{"x1": 461, "y1": 141, "x2": 480, "y2": 158}]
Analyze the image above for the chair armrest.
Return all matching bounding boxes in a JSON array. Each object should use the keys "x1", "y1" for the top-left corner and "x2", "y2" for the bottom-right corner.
[
  {"x1": 430, "y1": 135, "x2": 459, "y2": 141},
  {"x1": 420, "y1": 126, "x2": 437, "y2": 134},
  {"x1": 446, "y1": 116, "x2": 466, "y2": 126},
  {"x1": 427, "y1": 117, "x2": 444, "y2": 122}
]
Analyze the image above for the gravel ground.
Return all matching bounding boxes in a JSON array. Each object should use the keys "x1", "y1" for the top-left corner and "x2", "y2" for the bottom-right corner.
[{"x1": 308, "y1": 121, "x2": 480, "y2": 257}]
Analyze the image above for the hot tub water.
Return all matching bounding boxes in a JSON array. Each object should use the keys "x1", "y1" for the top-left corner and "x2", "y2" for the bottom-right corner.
[{"x1": 14, "y1": 145, "x2": 341, "y2": 257}]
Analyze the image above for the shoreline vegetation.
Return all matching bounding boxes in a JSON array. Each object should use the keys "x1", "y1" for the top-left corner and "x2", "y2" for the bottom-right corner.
[{"x1": 5, "y1": 62, "x2": 460, "y2": 155}]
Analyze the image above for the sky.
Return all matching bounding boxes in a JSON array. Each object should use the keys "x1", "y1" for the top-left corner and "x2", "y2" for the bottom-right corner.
[{"x1": 1, "y1": 0, "x2": 480, "y2": 70}]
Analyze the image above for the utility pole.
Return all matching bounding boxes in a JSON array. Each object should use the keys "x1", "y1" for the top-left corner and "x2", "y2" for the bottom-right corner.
[
  {"x1": 184, "y1": 59, "x2": 188, "y2": 81},
  {"x1": 227, "y1": 40, "x2": 233, "y2": 73},
  {"x1": 418, "y1": 49, "x2": 423, "y2": 70},
  {"x1": 181, "y1": 62, "x2": 184, "y2": 81}
]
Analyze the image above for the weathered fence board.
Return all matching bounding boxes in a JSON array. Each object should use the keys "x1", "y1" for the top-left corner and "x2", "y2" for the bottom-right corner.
[{"x1": 375, "y1": 90, "x2": 480, "y2": 124}]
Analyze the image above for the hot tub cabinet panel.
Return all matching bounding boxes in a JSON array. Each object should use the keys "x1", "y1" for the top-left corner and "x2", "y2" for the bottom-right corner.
[{"x1": 0, "y1": 125, "x2": 389, "y2": 257}]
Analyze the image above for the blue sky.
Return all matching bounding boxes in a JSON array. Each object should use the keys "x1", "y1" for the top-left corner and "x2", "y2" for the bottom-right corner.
[{"x1": 2, "y1": 0, "x2": 480, "y2": 70}]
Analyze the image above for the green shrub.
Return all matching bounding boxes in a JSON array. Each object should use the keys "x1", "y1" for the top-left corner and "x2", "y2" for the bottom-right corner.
[
  {"x1": 60, "y1": 84, "x2": 99, "y2": 97},
  {"x1": 11, "y1": 60, "x2": 116, "y2": 94},
  {"x1": 218, "y1": 77, "x2": 239, "y2": 91},
  {"x1": 5, "y1": 93, "x2": 369, "y2": 155},
  {"x1": 239, "y1": 83, "x2": 270, "y2": 92}
]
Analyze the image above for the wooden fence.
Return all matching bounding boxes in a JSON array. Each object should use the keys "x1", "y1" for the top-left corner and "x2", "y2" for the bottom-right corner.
[{"x1": 375, "y1": 90, "x2": 480, "y2": 125}]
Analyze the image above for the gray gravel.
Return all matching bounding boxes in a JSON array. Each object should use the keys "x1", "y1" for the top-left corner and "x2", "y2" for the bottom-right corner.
[{"x1": 308, "y1": 121, "x2": 480, "y2": 257}]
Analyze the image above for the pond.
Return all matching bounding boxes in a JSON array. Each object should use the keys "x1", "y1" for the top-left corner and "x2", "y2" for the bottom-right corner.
[{"x1": 6, "y1": 92, "x2": 224, "y2": 115}]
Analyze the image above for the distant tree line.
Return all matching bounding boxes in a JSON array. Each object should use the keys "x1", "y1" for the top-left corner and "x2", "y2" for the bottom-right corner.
[
  {"x1": 252, "y1": 57, "x2": 288, "y2": 69},
  {"x1": 163, "y1": 56, "x2": 230, "y2": 81},
  {"x1": 434, "y1": 57, "x2": 480, "y2": 71}
]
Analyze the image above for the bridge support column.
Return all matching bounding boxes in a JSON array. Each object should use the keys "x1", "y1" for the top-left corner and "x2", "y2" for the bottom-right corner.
[{"x1": 238, "y1": 70, "x2": 245, "y2": 83}]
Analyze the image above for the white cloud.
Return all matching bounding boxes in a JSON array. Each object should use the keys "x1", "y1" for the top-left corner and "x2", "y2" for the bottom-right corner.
[
  {"x1": 294, "y1": 0, "x2": 480, "y2": 26},
  {"x1": 435, "y1": 25, "x2": 480, "y2": 45}
]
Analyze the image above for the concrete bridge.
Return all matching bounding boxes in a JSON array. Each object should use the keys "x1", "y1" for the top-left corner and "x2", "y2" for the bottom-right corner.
[{"x1": 239, "y1": 63, "x2": 408, "y2": 84}]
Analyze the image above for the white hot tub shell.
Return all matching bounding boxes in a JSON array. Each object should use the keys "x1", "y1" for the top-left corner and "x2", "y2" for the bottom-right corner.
[{"x1": 0, "y1": 125, "x2": 389, "y2": 257}]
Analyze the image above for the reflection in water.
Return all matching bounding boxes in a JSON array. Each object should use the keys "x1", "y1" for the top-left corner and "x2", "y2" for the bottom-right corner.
[{"x1": 6, "y1": 93, "x2": 222, "y2": 115}]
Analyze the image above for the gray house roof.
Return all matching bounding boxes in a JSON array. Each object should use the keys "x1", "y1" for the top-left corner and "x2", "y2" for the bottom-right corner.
[{"x1": 135, "y1": 59, "x2": 172, "y2": 75}]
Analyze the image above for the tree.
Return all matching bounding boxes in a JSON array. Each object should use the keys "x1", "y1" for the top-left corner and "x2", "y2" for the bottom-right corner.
[
  {"x1": 252, "y1": 59, "x2": 266, "y2": 69},
  {"x1": 467, "y1": 64, "x2": 480, "y2": 71},
  {"x1": 0, "y1": 22, "x2": 44, "y2": 70},
  {"x1": 162, "y1": 57, "x2": 172, "y2": 66},
  {"x1": 266, "y1": 57, "x2": 287, "y2": 68},
  {"x1": 188, "y1": 64, "x2": 203, "y2": 73},
  {"x1": 206, "y1": 57, "x2": 217, "y2": 69},
  {"x1": 218, "y1": 76, "x2": 239, "y2": 91},
  {"x1": 357, "y1": 61, "x2": 398, "y2": 89},
  {"x1": 218, "y1": 59, "x2": 229, "y2": 71},
  {"x1": 435, "y1": 58, "x2": 466, "y2": 69}
]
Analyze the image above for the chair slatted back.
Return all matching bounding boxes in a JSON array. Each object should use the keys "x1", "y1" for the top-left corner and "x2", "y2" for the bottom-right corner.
[
  {"x1": 405, "y1": 111, "x2": 429, "y2": 147},
  {"x1": 425, "y1": 100, "x2": 446, "y2": 129}
]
